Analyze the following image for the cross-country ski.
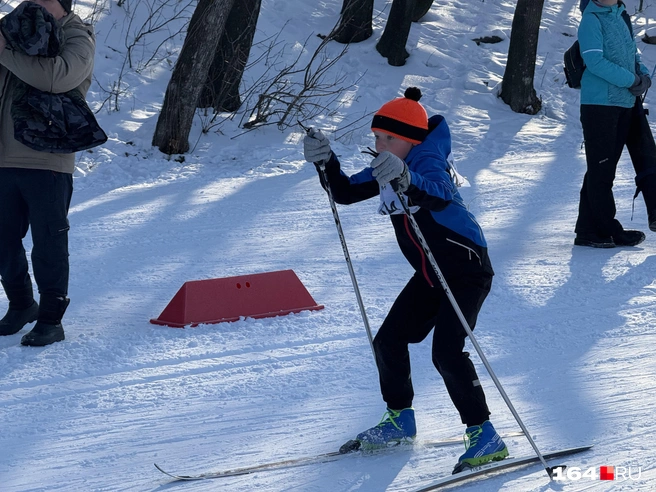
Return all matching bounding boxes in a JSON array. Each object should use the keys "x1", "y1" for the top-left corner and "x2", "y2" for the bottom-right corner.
[
  {"x1": 154, "y1": 431, "x2": 525, "y2": 481},
  {"x1": 412, "y1": 445, "x2": 593, "y2": 492}
]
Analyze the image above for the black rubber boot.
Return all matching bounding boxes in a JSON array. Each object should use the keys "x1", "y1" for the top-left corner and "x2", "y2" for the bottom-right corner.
[{"x1": 21, "y1": 295, "x2": 70, "y2": 347}]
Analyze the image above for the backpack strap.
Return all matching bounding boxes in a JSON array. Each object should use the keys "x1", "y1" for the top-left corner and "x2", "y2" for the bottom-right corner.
[{"x1": 620, "y1": 8, "x2": 633, "y2": 37}]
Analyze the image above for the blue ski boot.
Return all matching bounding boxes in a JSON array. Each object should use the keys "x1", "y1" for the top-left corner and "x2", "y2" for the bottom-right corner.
[
  {"x1": 340, "y1": 407, "x2": 416, "y2": 453},
  {"x1": 453, "y1": 420, "x2": 508, "y2": 473}
]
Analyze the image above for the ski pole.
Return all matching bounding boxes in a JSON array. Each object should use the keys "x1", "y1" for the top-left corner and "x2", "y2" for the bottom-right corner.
[
  {"x1": 301, "y1": 124, "x2": 376, "y2": 362},
  {"x1": 390, "y1": 184, "x2": 556, "y2": 479}
]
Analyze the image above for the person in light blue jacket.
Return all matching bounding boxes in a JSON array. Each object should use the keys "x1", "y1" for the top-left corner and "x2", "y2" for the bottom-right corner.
[
  {"x1": 574, "y1": 0, "x2": 656, "y2": 247},
  {"x1": 303, "y1": 88, "x2": 508, "y2": 472}
]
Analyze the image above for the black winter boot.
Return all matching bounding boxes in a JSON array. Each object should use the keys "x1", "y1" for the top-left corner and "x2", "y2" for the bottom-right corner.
[
  {"x1": 0, "y1": 301, "x2": 39, "y2": 336},
  {"x1": 613, "y1": 230, "x2": 646, "y2": 247},
  {"x1": 0, "y1": 279, "x2": 38, "y2": 335},
  {"x1": 21, "y1": 295, "x2": 70, "y2": 347},
  {"x1": 574, "y1": 233, "x2": 615, "y2": 248}
]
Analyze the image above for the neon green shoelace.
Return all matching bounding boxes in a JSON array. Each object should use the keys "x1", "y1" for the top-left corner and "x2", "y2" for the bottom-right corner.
[
  {"x1": 463, "y1": 426, "x2": 482, "y2": 450},
  {"x1": 376, "y1": 409, "x2": 403, "y2": 431}
]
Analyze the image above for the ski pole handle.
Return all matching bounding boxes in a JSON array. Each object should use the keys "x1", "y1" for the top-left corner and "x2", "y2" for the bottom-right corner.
[{"x1": 299, "y1": 121, "x2": 329, "y2": 167}]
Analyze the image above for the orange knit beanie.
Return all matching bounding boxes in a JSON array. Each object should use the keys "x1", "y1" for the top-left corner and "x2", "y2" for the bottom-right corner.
[{"x1": 371, "y1": 87, "x2": 429, "y2": 144}]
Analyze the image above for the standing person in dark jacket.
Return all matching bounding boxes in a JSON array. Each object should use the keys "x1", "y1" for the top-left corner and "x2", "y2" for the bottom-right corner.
[
  {"x1": 0, "y1": 0, "x2": 96, "y2": 345},
  {"x1": 303, "y1": 88, "x2": 508, "y2": 470},
  {"x1": 575, "y1": 0, "x2": 656, "y2": 248}
]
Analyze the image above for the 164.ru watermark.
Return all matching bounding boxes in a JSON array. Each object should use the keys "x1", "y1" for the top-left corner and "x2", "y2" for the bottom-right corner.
[{"x1": 552, "y1": 465, "x2": 642, "y2": 481}]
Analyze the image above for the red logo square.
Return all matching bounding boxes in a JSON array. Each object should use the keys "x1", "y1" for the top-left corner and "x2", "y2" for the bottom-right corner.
[{"x1": 600, "y1": 466, "x2": 615, "y2": 481}]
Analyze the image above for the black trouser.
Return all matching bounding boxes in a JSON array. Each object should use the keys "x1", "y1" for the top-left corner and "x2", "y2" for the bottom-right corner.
[
  {"x1": 373, "y1": 270, "x2": 492, "y2": 427},
  {"x1": 0, "y1": 168, "x2": 72, "y2": 300},
  {"x1": 576, "y1": 99, "x2": 656, "y2": 237}
]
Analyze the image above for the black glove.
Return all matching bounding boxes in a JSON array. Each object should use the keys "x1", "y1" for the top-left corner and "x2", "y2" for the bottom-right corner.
[{"x1": 629, "y1": 74, "x2": 652, "y2": 96}]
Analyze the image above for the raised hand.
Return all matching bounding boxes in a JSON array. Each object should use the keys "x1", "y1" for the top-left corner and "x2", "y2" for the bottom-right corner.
[
  {"x1": 303, "y1": 128, "x2": 332, "y2": 164},
  {"x1": 371, "y1": 151, "x2": 411, "y2": 192}
]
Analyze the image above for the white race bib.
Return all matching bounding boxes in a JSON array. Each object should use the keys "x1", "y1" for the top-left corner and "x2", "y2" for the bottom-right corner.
[
  {"x1": 447, "y1": 152, "x2": 470, "y2": 188},
  {"x1": 378, "y1": 184, "x2": 420, "y2": 215}
]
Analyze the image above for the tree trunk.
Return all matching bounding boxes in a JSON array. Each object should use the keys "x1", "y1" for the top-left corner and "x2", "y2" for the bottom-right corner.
[
  {"x1": 333, "y1": 0, "x2": 374, "y2": 44},
  {"x1": 412, "y1": 0, "x2": 433, "y2": 22},
  {"x1": 376, "y1": 0, "x2": 414, "y2": 66},
  {"x1": 197, "y1": 0, "x2": 262, "y2": 111},
  {"x1": 152, "y1": 0, "x2": 235, "y2": 154},
  {"x1": 500, "y1": 0, "x2": 544, "y2": 115}
]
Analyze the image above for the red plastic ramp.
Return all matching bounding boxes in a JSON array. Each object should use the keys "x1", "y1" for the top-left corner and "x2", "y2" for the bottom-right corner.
[{"x1": 150, "y1": 269, "x2": 324, "y2": 327}]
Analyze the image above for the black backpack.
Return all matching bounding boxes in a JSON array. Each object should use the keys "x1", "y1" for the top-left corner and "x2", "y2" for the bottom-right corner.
[
  {"x1": 564, "y1": 2, "x2": 633, "y2": 89},
  {"x1": 564, "y1": 40, "x2": 585, "y2": 89}
]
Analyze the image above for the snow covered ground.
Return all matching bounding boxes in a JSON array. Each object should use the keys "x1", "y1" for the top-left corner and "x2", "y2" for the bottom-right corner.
[{"x1": 1, "y1": 0, "x2": 656, "y2": 490}]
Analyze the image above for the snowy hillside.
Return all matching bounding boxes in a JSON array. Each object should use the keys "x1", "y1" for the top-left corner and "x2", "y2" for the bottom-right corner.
[{"x1": 1, "y1": 0, "x2": 656, "y2": 490}]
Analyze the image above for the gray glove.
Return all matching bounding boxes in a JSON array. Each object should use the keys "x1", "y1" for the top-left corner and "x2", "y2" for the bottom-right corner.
[
  {"x1": 303, "y1": 129, "x2": 332, "y2": 164},
  {"x1": 371, "y1": 151, "x2": 411, "y2": 192},
  {"x1": 629, "y1": 74, "x2": 652, "y2": 96}
]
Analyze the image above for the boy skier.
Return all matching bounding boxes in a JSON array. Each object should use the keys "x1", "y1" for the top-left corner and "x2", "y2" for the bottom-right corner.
[{"x1": 303, "y1": 87, "x2": 508, "y2": 471}]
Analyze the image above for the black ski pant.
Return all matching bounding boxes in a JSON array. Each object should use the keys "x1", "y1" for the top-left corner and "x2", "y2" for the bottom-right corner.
[
  {"x1": 576, "y1": 99, "x2": 656, "y2": 237},
  {"x1": 0, "y1": 168, "x2": 72, "y2": 301},
  {"x1": 373, "y1": 270, "x2": 492, "y2": 427}
]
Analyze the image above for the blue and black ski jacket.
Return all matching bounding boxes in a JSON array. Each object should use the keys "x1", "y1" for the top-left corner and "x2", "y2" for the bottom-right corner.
[{"x1": 318, "y1": 115, "x2": 494, "y2": 286}]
